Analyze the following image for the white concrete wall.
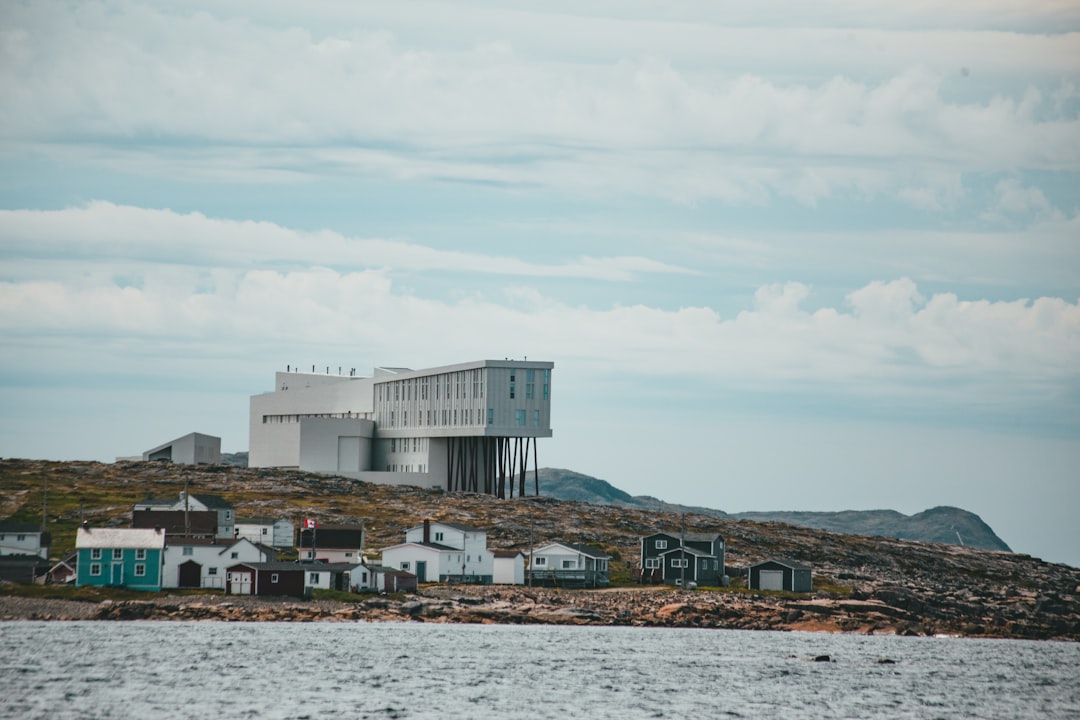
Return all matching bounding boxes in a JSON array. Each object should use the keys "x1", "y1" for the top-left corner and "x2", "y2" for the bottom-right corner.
[{"x1": 298, "y1": 418, "x2": 374, "y2": 473}]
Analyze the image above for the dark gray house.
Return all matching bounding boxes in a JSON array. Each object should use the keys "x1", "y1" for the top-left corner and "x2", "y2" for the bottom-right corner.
[
  {"x1": 748, "y1": 558, "x2": 813, "y2": 592},
  {"x1": 640, "y1": 531, "x2": 724, "y2": 586}
]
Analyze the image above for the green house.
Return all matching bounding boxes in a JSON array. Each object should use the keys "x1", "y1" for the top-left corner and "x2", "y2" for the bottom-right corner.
[{"x1": 75, "y1": 526, "x2": 166, "y2": 591}]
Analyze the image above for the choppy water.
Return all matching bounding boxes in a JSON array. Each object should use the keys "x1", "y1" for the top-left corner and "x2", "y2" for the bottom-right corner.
[{"x1": 1, "y1": 621, "x2": 1077, "y2": 719}]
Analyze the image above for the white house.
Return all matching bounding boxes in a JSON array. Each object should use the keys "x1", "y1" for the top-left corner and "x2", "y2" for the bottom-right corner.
[
  {"x1": 248, "y1": 360, "x2": 553, "y2": 497},
  {"x1": 380, "y1": 520, "x2": 494, "y2": 583},
  {"x1": 235, "y1": 517, "x2": 294, "y2": 548},
  {"x1": 530, "y1": 542, "x2": 611, "y2": 588},
  {"x1": 492, "y1": 549, "x2": 525, "y2": 585},
  {"x1": 163, "y1": 537, "x2": 273, "y2": 590},
  {"x1": 142, "y1": 432, "x2": 222, "y2": 465},
  {"x1": 0, "y1": 523, "x2": 50, "y2": 559},
  {"x1": 297, "y1": 524, "x2": 365, "y2": 564}
]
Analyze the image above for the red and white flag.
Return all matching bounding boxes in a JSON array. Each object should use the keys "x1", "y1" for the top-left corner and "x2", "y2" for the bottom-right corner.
[{"x1": 303, "y1": 518, "x2": 317, "y2": 530}]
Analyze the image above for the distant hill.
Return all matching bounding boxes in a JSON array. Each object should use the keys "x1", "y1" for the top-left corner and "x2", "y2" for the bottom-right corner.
[{"x1": 537, "y1": 468, "x2": 1011, "y2": 553}]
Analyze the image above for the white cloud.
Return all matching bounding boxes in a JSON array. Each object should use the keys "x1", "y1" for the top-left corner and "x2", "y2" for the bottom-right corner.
[
  {"x1": 0, "y1": 202, "x2": 692, "y2": 281},
  {"x1": 1, "y1": 3, "x2": 1077, "y2": 205}
]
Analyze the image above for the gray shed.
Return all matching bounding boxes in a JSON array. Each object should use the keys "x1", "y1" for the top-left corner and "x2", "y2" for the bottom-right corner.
[{"x1": 748, "y1": 558, "x2": 813, "y2": 593}]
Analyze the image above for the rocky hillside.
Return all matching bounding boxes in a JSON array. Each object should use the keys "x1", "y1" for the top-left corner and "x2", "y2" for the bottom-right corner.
[
  {"x1": 2, "y1": 459, "x2": 1078, "y2": 640},
  {"x1": 538, "y1": 468, "x2": 1011, "y2": 552}
]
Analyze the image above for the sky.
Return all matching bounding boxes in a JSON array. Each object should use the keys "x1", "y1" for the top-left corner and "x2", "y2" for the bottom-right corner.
[{"x1": 1, "y1": 1, "x2": 1078, "y2": 566}]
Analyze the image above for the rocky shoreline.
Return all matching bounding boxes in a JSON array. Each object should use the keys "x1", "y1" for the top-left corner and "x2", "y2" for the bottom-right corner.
[{"x1": 4, "y1": 584, "x2": 1077, "y2": 640}]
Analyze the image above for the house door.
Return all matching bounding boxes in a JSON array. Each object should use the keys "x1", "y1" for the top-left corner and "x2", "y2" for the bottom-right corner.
[
  {"x1": 110, "y1": 563, "x2": 123, "y2": 586},
  {"x1": 759, "y1": 570, "x2": 784, "y2": 591},
  {"x1": 230, "y1": 571, "x2": 252, "y2": 595},
  {"x1": 178, "y1": 560, "x2": 202, "y2": 588},
  {"x1": 415, "y1": 561, "x2": 427, "y2": 583}
]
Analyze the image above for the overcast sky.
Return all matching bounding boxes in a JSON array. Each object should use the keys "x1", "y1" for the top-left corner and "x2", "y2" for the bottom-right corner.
[{"x1": 1, "y1": 1, "x2": 1078, "y2": 566}]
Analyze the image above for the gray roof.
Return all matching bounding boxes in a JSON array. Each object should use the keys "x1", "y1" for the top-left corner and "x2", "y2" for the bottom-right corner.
[
  {"x1": 753, "y1": 557, "x2": 812, "y2": 571},
  {"x1": 0, "y1": 522, "x2": 45, "y2": 533},
  {"x1": 659, "y1": 546, "x2": 714, "y2": 558},
  {"x1": 409, "y1": 521, "x2": 485, "y2": 534},
  {"x1": 191, "y1": 493, "x2": 233, "y2": 510},
  {"x1": 539, "y1": 541, "x2": 611, "y2": 560}
]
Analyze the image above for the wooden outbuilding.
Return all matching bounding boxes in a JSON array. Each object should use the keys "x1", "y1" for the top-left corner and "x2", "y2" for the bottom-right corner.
[{"x1": 748, "y1": 558, "x2": 813, "y2": 593}]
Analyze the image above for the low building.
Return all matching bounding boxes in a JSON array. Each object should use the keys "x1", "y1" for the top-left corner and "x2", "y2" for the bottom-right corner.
[
  {"x1": 162, "y1": 537, "x2": 274, "y2": 589},
  {"x1": 749, "y1": 558, "x2": 813, "y2": 593},
  {"x1": 0, "y1": 555, "x2": 51, "y2": 584},
  {"x1": 225, "y1": 561, "x2": 358, "y2": 598},
  {"x1": 0, "y1": 522, "x2": 51, "y2": 559},
  {"x1": 529, "y1": 542, "x2": 610, "y2": 588},
  {"x1": 492, "y1": 549, "x2": 525, "y2": 585},
  {"x1": 366, "y1": 565, "x2": 418, "y2": 593},
  {"x1": 380, "y1": 519, "x2": 493, "y2": 583},
  {"x1": 640, "y1": 531, "x2": 725, "y2": 586},
  {"x1": 298, "y1": 524, "x2": 365, "y2": 563},
  {"x1": 235, "y1": 517, "x2": 294, "y2": 548},
  {"x1": 142, "y1": 432, "x2": 221, "y2": 465},
  {"x1": 75, "y1": 526, "x2": 166, "y2": 591}
]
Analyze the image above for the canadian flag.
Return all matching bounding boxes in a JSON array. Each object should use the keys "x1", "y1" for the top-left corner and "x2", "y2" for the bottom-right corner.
[{"x1": 303, "y1": 518, "x2": 317, "y2": 530}]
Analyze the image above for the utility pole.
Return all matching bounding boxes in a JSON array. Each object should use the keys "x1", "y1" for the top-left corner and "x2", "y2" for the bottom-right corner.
[
  {"x1": 680, "y1": 513, "x2": 687, "y2": 591},
  {"x1": 41, "y1": 475, "x2": 48, "y2": 532}
]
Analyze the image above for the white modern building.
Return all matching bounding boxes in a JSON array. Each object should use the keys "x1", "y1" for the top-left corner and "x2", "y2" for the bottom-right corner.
[
  {"x1": 249, "y1": 360, "x2": 553, "y2": 496},
  {"x1": 142, "y1": 432, "x2": 221, "y2": 465}
]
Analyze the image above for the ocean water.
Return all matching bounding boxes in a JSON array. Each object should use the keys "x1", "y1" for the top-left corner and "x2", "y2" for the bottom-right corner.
[{"x1": 1, "y1": 622, "x2": 1077, "y2": 719}]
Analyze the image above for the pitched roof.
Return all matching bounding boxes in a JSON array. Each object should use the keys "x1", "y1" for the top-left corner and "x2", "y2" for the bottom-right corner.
[
  {"x1": 77, "y1": 527, "x2": 166, "y2": 549},
  {"x1": 753, "y1": 557, "x2": 812, "y2": 571},
  {"x1": 407, "y1": 521, "x2": 485, "y2": 534},
  {"x1": 0, "y1": 522, "x2": 45, "y2": 533},
  {"x1": 535, "y1": 541, "x2": 611, "y2": 560},
  {"x1": 190, "y1": 493, "x2": 233, "y2": 509},
  {"x1": 659, "y1": 546, "x2": 714, "y2": 558},
  {"x1": 492, "y1": 549, "x2": 524, "y2": 558}
]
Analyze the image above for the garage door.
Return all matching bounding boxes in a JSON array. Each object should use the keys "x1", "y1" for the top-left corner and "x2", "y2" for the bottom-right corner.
[{"x1": 759, "y1": 569, "x2": 784, "y2": 591}]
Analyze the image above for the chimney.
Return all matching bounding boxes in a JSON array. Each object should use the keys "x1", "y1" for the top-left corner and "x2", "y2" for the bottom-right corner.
[{"x1": 423, "y1": 518, "x2": 430, "y2": 544}]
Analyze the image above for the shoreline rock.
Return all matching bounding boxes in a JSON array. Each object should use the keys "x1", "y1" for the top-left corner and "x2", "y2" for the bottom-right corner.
[{"x1": 3, "y1": 585, "x2": 1077, "y2": 640}]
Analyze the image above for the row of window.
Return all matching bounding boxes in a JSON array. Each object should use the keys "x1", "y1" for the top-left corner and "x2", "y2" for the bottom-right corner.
[
  {"x1": 90, "y1": 548, "x2": 147, "y2": 560},
  {"x1": 531, "y1": 557, "x2": 606, "y2": 570},
  {"x1": 389, "y1": 437, "x2": 430, "y2": 454},
  {"x1": 384, "y1": 464, "x2": 426, "y2": 473},
  {"x1": 644, "y1": 558, "x2": 719, "y2": 570},
  {"x1": 262, "y1": 411, "x2": 368, "y2": 424},
  {"x1": 89, "y1": 563, "x2": 147, "y2": 577},
  {"x1": 379, "y1": 369, "x2": 487, "y2": 404}
]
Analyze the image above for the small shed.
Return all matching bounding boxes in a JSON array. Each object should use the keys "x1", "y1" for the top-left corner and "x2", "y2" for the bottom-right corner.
[
  {"x1": 492, "y1": 549, "x2": 525, "y2": 585},
  {"x1": 748, "y1": 558, "x2": 813, "y2": 593}
]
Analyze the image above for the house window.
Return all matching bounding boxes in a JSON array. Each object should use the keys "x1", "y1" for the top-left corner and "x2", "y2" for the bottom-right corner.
[
  {"x1": 655, "y1": 540, "x2": 668, "y2": 550},
  {"x1": 534, "y1": 557, "x2": 547, "y2": 566},
  {"x1": 262, "y1": 528, "x2": 268, "y2": 535},
  {"x1": 183, "y1": 547, "x2": 194, "y2": 556},
  {"x1": 526, "y1": 383, "x2": 534, "y2": 399},
  {"x1": 701, "y1": 559, "x2": 708, "y2": 569},
  {"x1": 90, "y1": 563, "x2": 102, "y2": 576},
  {"x1": 345, "y1": 552, "x2": 353, "y2": 558},
  {"x1": 487, "y1": 408, "x2": 494, "y2": 425},
  {"x1": 645, "y1": 558, "x2": 660, "y2": 569},
  {"x1": 17, "y1": 534, "x2": 26, "y2": 541},
  {"x1": 434, "y1": 532, "x2": 444, "y2": 542},
  {"x1": 309, "y1": 572, "x2": 319, "y2": 584},
  {"x1": 509, "y1": 383, "x2": 515, "y2": 399},
  {"x1": 533, "y1": 409, "x2": 540, "y2": 426},
  {"x1": 271, "y1": 573, "x2": 279, "y2": 583},
  {"x1": 135, "y1": 549, "x2": 146, "y2": 560},
  {"x1": 91, "y1": 549, "x2": 102, "y2": 560},
  {"x1": 671, "y1": 559, "x2": 688, "y2": 568},
  {"x1": 134, "y1": 564, "x2": 146, "y2": 577},
  {"x1": 231, "y1": 552, "x2": 239, "y2": 559},
  {"x1": 208, "y1": 567, "x2": 218, "y2": 575},
  {"x1": 112, "y1": 549, "x2": 123, "y2": 560},
  {"x1": 401, "y1": 562, "x2": 411, "y2": 571},
  {"x1": 562, "y1": 559, "x2": 576, "y2": 569}
]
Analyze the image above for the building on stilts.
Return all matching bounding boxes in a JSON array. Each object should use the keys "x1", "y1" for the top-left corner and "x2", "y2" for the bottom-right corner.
[{"x1": 249, "y1": 360, "x2": 553, "y2": 497}]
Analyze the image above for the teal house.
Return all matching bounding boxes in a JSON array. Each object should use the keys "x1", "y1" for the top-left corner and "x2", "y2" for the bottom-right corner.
[{"x1": 75, "y1": 526, "x2": 166, "y2": 591}]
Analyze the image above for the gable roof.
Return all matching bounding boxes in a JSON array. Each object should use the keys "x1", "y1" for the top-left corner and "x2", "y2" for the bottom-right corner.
[
  {"x1": 0, "y1": 522, "x2": 46, "y2": 534},
  {"x1": 533, "y1": 541, "x2": 611, "y2": 560},
  {"x1": 190, "y1": 493, "x2": 233, "y2": 510},
  {"x1": 407, "y1": 521, "x2": 485, "y2": 534},
  {"x1": 659, "y1": 546, "x2": 714, "y2": 558},
  {"x1": 77, "y1": 527, "x2": 166, "y2": 549},
  {"x1": 492, "y1": 549, "x2": 524, "y2": 558},
  {"x1": 752, "y1": 557, "x2": 812, "y2": 571}
]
